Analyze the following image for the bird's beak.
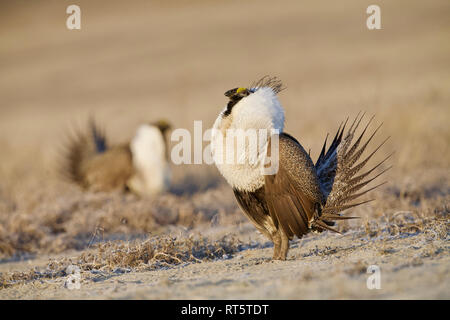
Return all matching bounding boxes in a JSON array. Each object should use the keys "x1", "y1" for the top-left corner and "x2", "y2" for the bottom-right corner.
[{"x1": 224, "y1": 88, "x2": 238, "y2": 97}]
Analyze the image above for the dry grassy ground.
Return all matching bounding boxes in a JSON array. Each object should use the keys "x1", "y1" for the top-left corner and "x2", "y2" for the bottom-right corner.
[{"x1": 0, "y1": 0, "x2": 449, "y2": 299}]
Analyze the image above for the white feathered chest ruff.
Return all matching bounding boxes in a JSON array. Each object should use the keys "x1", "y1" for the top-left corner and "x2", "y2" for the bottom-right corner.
[
  {"x1": 211, "y1": 87, "x2": 285, "y2": 192},
  {"x1": 129, "y1": 124, "x2": 170, "y2": 195}
]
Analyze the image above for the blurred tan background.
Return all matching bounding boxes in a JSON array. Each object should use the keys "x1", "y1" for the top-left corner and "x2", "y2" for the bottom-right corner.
[{"x1": 1, "y1": 0, "x2": 449, "y2": 172}]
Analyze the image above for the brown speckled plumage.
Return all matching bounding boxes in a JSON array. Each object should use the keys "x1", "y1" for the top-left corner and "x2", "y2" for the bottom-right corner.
[{"x1": 238, "y1": 118, "x2": 389, "y2": 260}]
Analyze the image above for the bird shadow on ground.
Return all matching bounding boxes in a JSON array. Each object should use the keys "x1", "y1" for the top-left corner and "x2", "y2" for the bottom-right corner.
[{"x1": 169, "y1": 166, "x2": 223, "y2": 196}]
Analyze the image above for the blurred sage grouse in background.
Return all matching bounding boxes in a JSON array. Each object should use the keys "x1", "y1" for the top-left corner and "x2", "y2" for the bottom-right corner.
[
  {"x1": 211, "y1": 76, "x2": 391, "y2": 260},
  {"x1": 61, "y1": 119, "x2": 171, "y2": 196}
]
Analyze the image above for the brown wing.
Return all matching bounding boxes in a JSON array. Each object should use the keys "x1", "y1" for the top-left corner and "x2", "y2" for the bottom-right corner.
[
  {"x1": 264, "y1": 133, "x2": 324, "y2": 239},
  {"x1": 233, "y1": 187, "x2": 276, "y2": 240}
]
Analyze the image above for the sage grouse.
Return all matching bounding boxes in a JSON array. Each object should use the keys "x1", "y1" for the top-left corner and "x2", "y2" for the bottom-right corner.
[
  {"x1": 211, "y1": 76, "x2": 390, "y2": 260},
  {"x1": 61, "y1": 119, "x2": 171, "y2": 196}
]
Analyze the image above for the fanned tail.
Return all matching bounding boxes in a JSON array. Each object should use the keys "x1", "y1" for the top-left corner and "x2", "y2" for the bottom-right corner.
[
  {"x1": 312, "y1": 112, "x2": 392, "y2": 232},
  {"x1": 58, "y1": 119, "x2": 108, "y2": 186}
]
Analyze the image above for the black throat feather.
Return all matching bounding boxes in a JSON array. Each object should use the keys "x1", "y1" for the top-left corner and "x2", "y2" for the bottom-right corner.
[{"x1": 223, "y1": 96, "x2": 243, "y2": 117}]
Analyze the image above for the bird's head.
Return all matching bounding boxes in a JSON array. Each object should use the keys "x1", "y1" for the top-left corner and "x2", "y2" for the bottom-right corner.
[
  {"x1": 219, "y1": 76, "x2": 286, "y2": 132},
  {"x1": 151, "y1": 119, "x2": 171, "y2": 135}
]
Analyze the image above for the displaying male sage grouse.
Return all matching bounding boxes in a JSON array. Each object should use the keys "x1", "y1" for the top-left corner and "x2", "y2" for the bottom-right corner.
[
  {"x1": 61, "y1": 119, "x2": 171, "y2": 196},
  {"x1": 211, "y1": 76, "x2": 391, "y2": 260}
]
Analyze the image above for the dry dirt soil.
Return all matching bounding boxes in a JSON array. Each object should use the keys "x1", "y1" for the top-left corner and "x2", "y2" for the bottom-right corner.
[{"x1": 0, "y1": 0, "x2": 449, "y2": 299}]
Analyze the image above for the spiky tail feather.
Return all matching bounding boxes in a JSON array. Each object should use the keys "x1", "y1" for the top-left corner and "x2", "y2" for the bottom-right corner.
[
  {"x1": 312, "y1": 112, "x2": 392, "y2": 233},
  {"x1": 59, "y1": 119, "x2": 107, "y2": 186}
]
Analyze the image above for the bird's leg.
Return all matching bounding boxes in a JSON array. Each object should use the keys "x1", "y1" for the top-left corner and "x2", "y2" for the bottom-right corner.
[
  {"x1": 271, "y1": 230, "x2": 290, "y2": 260},
  {"x1": 279, "y1": 230, "x2": 290, "y2": 261},
  {"x1": 272, "y1": 231, "x2": 281, "y2": 260}
]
